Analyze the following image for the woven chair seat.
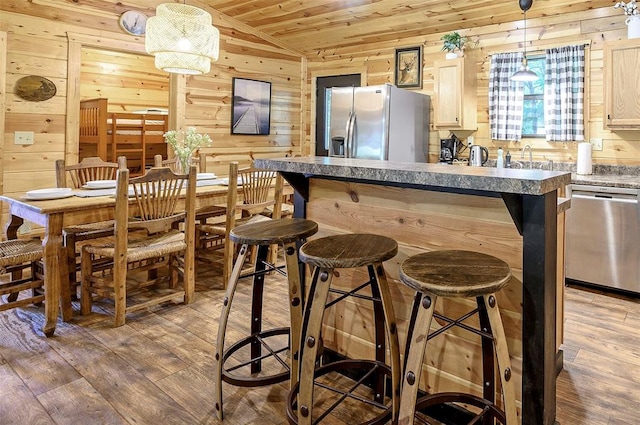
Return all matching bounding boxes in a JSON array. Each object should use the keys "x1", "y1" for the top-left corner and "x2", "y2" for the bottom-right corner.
[
  {"x1": 84, "y1": 229, "x2": 186, "y2": 263},
  {"x1": 63, "y1": 220, "x2": 115, "y2": 238},
  {"x1": 0, "y1": 239, "x2": 43, "y2": 268},
  {"x1": 0, "y1": 239, "x2": 45, "y2": 313}
]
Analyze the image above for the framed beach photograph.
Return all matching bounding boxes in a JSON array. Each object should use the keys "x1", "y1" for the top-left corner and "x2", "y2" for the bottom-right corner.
[
  {"x1": 231, "y1": 78, "x2": 272, "y2": 135},
  {"x1": 395, "y1": 46, "x2": 423, "y2": 89}
]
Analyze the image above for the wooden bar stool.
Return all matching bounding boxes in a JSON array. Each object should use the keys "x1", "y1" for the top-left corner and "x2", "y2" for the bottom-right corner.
[
  {"x1": 214, "y1": 218, "x2": 318, "y2": 420},
  {"x1": 287, "y1": 233, "x2": 401, "y2": 425},
  {"x1": 398, "y1": 250, "x2": 517, "y2": 425}
]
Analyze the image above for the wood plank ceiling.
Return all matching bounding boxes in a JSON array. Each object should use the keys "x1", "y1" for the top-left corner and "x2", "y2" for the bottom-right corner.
[{"x1": 204, "y1": 0, "x2": 615, "y2": 54}]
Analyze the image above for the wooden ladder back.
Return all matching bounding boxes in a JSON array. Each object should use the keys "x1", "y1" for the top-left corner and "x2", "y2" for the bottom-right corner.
[
  {"x1": 56, "y1": 156, "x2": 125, "y2": 189},
  {"x1": 128, "y1": 167, "x2": 188, "y2": 225},
  {"x1": 239, "y1": 167, "x2": 276, "y2": 209}
]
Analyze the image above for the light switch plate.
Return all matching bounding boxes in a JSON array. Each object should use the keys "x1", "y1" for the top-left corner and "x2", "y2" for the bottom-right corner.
[
  {"x1": 15, "y1": 131, "x2": 35, "y2": 145},
  {"x1": 590, "y1": 138, "x2": 603, "y2": 151}
]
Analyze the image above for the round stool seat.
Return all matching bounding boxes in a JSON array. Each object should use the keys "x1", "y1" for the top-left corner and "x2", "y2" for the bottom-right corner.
[
  {"x1": 299, "y1": 233, "x2": 397, "y2": 269},
  {"x1": 230, "y1": 218, "x2": 318, "y2": 246},
  {"x1": 400, "y1": 250, "x2": 511, "y2": 298}
]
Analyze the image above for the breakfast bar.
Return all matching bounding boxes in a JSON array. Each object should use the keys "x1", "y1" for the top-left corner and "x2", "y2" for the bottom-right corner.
[{"x1": 255, "y1": 156, "x2": 571, "y2": 425}]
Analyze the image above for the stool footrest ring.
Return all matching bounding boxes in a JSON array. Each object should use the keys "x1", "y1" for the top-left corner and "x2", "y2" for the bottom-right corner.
[
  {"x1": 222, "y1": 326, "x2": 291, "y2": 387},
  {"x1": 415, "y1": 391, "x2": 507, "y2": 424}
]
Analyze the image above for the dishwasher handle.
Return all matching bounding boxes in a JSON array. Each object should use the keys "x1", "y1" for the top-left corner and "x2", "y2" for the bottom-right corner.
[
  {"x1": 571, "y1": 192, "x2": 640, "y2": 221},
  {"x1": 572, "y1": 193, "x2": 638, "y2": 203}
]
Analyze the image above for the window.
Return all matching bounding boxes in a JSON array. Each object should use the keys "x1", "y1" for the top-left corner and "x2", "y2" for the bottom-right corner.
[
  {"x1": 521, "y1": 56, "x2": 545, "y2": 137},
  {"x1": 488, "y1": 45, "x2": 585, "y2": 142}
]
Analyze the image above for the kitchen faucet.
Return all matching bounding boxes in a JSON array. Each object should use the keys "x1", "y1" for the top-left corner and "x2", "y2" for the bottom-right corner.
[{"x1": 521, "y1": 144, "x2": 533, "y2": 169}]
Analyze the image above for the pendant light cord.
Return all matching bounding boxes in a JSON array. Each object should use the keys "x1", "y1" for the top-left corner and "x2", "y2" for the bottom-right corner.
[{"x1": 523, "y1": 10, "x2": 527, "y2": 60}]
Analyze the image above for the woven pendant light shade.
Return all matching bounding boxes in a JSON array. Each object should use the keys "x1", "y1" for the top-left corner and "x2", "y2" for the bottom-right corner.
[{"x1": 145, "y1": 3, "x2": 219, "y2": 75}]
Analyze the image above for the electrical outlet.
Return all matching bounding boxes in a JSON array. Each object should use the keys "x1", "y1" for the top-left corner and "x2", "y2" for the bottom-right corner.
[
  {"x1": 590, "y1": 138, "x2": 603, "y2": 151},
  {"x1": 467, "y1": 136, "x2": 474, "y2": 147},
  {"x1": 15, "y1": 131, "x2": 35, "y2": 145}
]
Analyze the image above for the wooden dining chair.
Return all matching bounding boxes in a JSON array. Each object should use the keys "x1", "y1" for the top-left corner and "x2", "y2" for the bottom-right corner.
[
  {"x1": 55, "y1": 156, "x2": 125, "y2": 189},
  {"x1": 80, "y1": 165, "x2": 197, "y2": 327},
  {"x1": 0, "y1": 239, "x2": 45, "y2": 312},
  {"x1": 154, "y1": 153, "x2": 227, "y2": 224},
  {"x1": 55, "y1": 156, "x2": 128, "y2": 298},
  {"x1": 195, "y1": 161, "x2": 283, "y2": 287}
]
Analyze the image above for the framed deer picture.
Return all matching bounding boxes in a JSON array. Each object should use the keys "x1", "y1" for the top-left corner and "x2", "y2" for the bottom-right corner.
[{"x1": 395, "y1": 46, "x2": 423, "y2": 89}]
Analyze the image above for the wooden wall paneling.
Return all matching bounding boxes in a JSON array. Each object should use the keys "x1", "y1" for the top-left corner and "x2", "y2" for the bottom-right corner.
[
  {"x1": 66, "y1": 38, "x2": 81, "y2": 163},
  {"x1": 306, "y1": 178, "x2": 526, "y2": 407},
  {"x1": 303, "y1": 7, "x2": 640, "y2": 167},
  {"x1": 0, "y1": 4, "x2": 304, "y2": 235},
  {"x1": 1, "y1": 29, "x2": 7, "y2": 232},
  {"x1": 80, "y1": 48, "x2": 169, "y2": 112},
  {"x1": 180, "y1": 22, "x2": 305, "y2": 173},
  {"x1": 169, "y1": 73, "x2": 187, "y2": 134},
  {"x1": 7, "y1": 53, "x2": 67, "y2": 79}
]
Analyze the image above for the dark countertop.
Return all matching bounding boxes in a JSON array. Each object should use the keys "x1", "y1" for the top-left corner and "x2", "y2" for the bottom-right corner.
[
  {"x1": 480, "y1": 160, "x2": 639, "y2": 190},
  {"x1": 254, "y1": 156, "x2": 571, "y2": 196},
  {"x1": 571, "y1": 173, "x2": 640, "y2": 189}
]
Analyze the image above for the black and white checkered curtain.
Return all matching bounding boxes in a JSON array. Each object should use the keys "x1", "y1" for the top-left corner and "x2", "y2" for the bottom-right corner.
[
  {"x1": 544, "y1": 45, "x2": 585, "y2": 142},
  {"x1": 488, "y1": 52, "x2": 524, "y2": 141}
]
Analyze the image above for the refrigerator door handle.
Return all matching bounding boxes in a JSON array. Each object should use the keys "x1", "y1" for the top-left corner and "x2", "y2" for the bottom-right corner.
[
  {"x1": 345, "y1": 111, "x2": 353, "y2": 158},
  {"x1": 347, "y1": 112, "x2": 357, "y2": 158}
]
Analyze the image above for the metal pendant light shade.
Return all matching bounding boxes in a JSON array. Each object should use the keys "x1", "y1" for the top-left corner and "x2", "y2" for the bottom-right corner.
[
  {"x1": 145, "y1": 3, "x2": 220, "y2": 75},
  {"x1": 511, "y1": 58, "x2": 539, "y2": 82},
  {"x1": 511, "y1": 0, "x2": 538, "y2": 82}
]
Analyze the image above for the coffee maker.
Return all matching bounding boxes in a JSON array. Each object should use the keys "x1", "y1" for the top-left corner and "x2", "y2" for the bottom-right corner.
[{"x1": 438, "y1": 135, "x2": 460, "y2": 164}]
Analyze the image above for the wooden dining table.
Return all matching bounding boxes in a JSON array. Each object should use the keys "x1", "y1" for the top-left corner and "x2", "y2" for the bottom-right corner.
[{"x1": 0, "y1": 182, "x2": 243, "y2": 337}]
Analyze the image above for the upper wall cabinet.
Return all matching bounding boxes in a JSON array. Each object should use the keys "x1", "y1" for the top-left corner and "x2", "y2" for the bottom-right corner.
[
  {"x1": 604, "y1": 39, "x2": 640, "y2": 129},
  {"x1": 433, "y1": 56, "x2": 477, "y2": 131}
]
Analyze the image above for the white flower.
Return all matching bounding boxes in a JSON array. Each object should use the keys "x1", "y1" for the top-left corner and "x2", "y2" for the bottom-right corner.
[
  {"x1": 163, "y1": 127, "x2": 212, "y2": 171},
  {"x1": 614, "y1": 0, "x2": 639, "y2": 16}
]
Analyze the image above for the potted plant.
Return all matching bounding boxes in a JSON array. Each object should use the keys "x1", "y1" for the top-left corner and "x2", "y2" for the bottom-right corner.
[
  {"x1": 441, "y1": 31, "x2": 469, "y2": 59},
  {"x1": 614, "y1": 0, "x2": 640, "y2": 39}
]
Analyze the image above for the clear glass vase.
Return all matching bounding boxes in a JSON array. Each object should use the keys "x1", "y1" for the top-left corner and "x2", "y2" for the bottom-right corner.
[{"x1": 175, "y1": 152, "x2": 192, "y2": 174}]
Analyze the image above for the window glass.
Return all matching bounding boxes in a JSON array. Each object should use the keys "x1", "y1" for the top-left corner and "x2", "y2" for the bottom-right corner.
[{"x1": 522, "y1": 56, "x2": 545, "y2": 137}]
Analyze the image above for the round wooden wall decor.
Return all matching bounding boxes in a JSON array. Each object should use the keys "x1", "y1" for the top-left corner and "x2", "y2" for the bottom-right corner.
[{"x1": 15, "y1": 75, "x2": 57, "y2": 102}]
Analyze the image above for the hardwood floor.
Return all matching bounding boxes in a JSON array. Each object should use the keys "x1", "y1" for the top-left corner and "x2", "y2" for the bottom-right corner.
[{"x1": 1, "y1": 263, "x2": 639, "y2": 424}]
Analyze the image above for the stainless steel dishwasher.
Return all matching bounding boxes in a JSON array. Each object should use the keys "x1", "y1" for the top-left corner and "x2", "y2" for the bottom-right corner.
[{"x1": 565, "y1": 184, "x2": 640, "y2": 294}]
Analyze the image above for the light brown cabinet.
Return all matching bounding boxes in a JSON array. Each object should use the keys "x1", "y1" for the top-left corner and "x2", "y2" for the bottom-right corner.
[
  {"x1": 433, "y1": 56, "x2": 477, "y2": 131},
  {"x1": 604, "y1": 39, "x2": 640, "y2": 129}
]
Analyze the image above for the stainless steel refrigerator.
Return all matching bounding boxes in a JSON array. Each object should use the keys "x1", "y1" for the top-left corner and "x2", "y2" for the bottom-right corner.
[{"x1": 325, "y1": 84, "x2": 430, "y2": 162}]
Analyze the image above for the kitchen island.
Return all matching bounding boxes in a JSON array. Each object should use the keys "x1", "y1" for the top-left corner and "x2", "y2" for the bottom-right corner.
[{"x1": 254, "y1": 156, "x2": 571, "y2": 425}]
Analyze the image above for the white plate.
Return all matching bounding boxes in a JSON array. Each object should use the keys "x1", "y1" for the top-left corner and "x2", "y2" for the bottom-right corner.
[
  {"x1": 218, "y1": 177, "x2": 243, "y2": 186},
  {"x1": 24, "y1": 188, "x2": 74, "y2": 200},
  {"x1": 84, "y1": 180, "x2": 117, "y2": 189},
  {"x1": 197, "y1": 173, "x2": 217, "y2": 180}
]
